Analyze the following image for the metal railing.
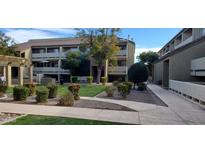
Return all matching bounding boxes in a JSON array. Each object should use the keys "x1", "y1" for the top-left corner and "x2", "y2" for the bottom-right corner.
[
  {"x1": 33, "y1": 67, "x2": 70, "y2": 74},
  {"x1": 108, "y1": 66, "x2": 127, "y2": 74}
]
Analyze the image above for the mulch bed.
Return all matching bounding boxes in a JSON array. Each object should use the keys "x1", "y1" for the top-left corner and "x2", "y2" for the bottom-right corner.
[
  {"x1": 74, "y1": 99, "x2": 136, "y2": 111},
  {"x1": 0, "y1": 112, "x2": 23, "y2": 124},
  {"x1": 97, "y1": 88, "x2": 168, "y2": 107}
]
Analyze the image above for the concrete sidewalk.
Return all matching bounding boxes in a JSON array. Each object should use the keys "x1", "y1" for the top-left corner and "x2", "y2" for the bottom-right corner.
[
  {"x1": 0, "y1": 103, "x2": 139, "y2": 124},
  {"x1": 148, "y1": 84, "x2": 205, "y2": 124}
]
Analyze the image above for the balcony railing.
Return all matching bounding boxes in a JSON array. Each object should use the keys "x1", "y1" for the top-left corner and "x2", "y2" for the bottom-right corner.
[
  {"x1": 108, "y1": 66, "x2": 127, "y2": 75},
  {"x1": 32, "y1": 52, "x2": 67, "y2": 59},
  {"x1": 116, "y1": 50, "x2": 127, "y2": 56},
  {"x1": 34, "y1": 67, "x2": 70, "y2": 74},
  {"x1": 191, "y1": 57, "x2": 205, "y2": 76},
  {"x1": 175, "y1": 36, "x2": 193, "y2": 49}
]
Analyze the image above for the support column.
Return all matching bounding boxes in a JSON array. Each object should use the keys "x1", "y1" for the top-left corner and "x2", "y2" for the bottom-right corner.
[
  {"x1": 29, "y1": 64, "x2": 33, "y2": 84},
  {"x1": 58, "y1": 59, "x2": 61, "y2": 82},
  {"x1": 6, "y1": 63, "x2": 12, "y2": 87},
  {"x1": 3, "y1": 66, "x2": 6, "y2": 78},
  {"x1": 104, "y1": 59, "x2": 108, "y2": 81},
  {"x1": 90, "y1": 58, "x2": 93, "y2": 76},
  {"x1": 18, "y1": 64, "x2": 24, "y2": 86}
]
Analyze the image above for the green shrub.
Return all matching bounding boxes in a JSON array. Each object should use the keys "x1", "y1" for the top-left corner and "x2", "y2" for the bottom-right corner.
[
  {"x1": 36, "y1": 86, "x2": 49, "y2": 103},
  {"x1": 71, "y1": 76, "x2": 78, "y2": 83},
  {"x1": 105, "y1": 86, "x2": 115, "y2": 97},
  {"x1": 137, "y1": 82, "x2": 147, "y2": 91},
  {"x1": 123, "y1": 81, "x2": 133, "y2": 94},
  {"x1": 13, "y1": 86, "x2": 29, "y2": 101},
  {"x1": 68, "y1": 83, "x2": 80, "y2": 100},
  {"x1": 101, "y1": 77, "x2": 107, "y2": 85},
  {"x1": 0, "y1": 84, "x2": 8, "y2": 93},
  {"x1": 87, "y1": 76, "x2": 93, "y2": 84},
  {"x1": 117, "y1": 83, "x2": 129, "y2": 98},
  {"x1": 58, "y1": 92, "x2": 74, "y2": 106},
  {"x1": 24, "y1": 84, "x2": 36, "y2": 96},
  {"x1": 112, "y1": 81, "x2": 119, "y2": 87},
  {"x1": 47, "y1": 84, "x2": 58, "y2": 98},
  {"x1": 128, "y1": 62, "x2": 148, "y2": 87}
]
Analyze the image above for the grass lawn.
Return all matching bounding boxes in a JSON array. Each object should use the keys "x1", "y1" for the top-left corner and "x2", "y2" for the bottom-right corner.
[
  {"x1": 6, "y1": 84, "x2": 105, "y2": 97},
  {"x1": 58, "y1": 84, "x2": 105, "y2": 97},
  {"x1": 6, "y1": 87, "x2": 13, "y2": 94},
  {"x1": 5, "y1": 115, "x2": 124, "y2": 125}
]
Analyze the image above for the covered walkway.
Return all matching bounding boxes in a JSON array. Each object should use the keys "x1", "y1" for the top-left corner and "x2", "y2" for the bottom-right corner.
[{"x1": 0, "y1": 55, "x2": 33, "y2": 86}]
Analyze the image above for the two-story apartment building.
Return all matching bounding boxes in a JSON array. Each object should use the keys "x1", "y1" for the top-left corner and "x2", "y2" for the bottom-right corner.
[
  {"x1": 153, "y1": 28, "x2": 205, "y2": 88},
  {"x1": 16, "y1": 37, "x2": 135, "y2": 82}
]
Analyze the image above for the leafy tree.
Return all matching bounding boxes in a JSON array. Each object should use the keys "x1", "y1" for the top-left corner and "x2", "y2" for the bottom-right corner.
[
  {"x1": 76, "y1": 28, "x2": 120, "y2": 84},
  {"x1": 137, "y1": 51, "x2": 159, "y2": 75},
  {"x1": 62, "y1": 50, "x2": 88, "y2": 75},
  {"x1": 0, "y1": 31, "x2": 17, "y2": 56},
  {"x1": 128, "y1": 62, "x2": 148, "y2": 89}
]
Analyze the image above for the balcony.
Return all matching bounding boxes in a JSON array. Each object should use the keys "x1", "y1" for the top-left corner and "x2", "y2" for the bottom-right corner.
[
  {"x1": 32, "y1": 52, "x2": 67, "y2": 60},
  {"x1": 191, "y1": 57, "x2": 205, "y2": 76},
  {"x1": 108, "y1": 66, "x2": 127, "y2": 75},
  {"x1": 117, "y1": 50, "x2": 127, "y2": 56},
  {"x1": 175, "y1": 36, "x2": 193, "y2": 49},
  {"x1": 34, "y1": 67, "x2": 70, "y2": 74}
]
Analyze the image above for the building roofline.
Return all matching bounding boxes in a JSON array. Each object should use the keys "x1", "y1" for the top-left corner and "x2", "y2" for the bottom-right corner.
[
  {"x1": 158, "y1": 28, "x2": 185, "y2": 52},
  {"x1": 153, "y1": 35, "x2": 205, "y2": 64},
  {"x1": 17, "y1": 37, "x2": 135, "y2": 45}
]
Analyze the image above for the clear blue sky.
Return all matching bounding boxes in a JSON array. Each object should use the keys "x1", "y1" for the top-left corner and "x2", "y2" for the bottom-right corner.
[{"x1": 0, "y1": 28, "x2": 181, "y2": 56}]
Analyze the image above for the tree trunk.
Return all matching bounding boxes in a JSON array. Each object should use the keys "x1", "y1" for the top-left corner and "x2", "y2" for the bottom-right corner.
[{"x1": 97, "y1": 67, "x2": 102, "y2": 84}]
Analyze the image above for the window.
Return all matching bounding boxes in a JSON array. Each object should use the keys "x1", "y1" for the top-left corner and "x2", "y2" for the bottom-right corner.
[
  {"x1": 117, "y1": 60, "x2": 126, "y2": 66},
  {"x1": 183, "y1": 28, "x2": 192, "y2": 41},
  {"x1": 21, "y1": 52, "x2": 25, "y2": 58},
  {"x1": 47, "y1": 47, "x2": 59, "y2": 53},
  {"x1": 32, "y1": 48, "x2": 45, "y2": 54},
  {"x1": 118, "y1": 45, "x2": 127, "y2": 50},
  {"x1": 63, "y1": 46, "x2": 78, "y2": 52}
]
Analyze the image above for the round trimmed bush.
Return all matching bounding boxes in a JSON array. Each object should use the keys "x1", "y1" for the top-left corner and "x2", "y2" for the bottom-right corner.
[
  {"x1": 112, "y1": 81, "x2": 119, "y2": 87},
  {"x1": 68, "y1": 83, "x2": 80, "y2": 100},
  {"x1": 117, "y1": 83, "x2": 129, "y2": 98},
  {"x1": 137, "y1": 82, "x2": 147, "y2": 91},
  {"x1": 87, "y1": 76, "x2": 93, "y2": 84},
  {"x1": 36, "y1": 86, "x2": 49, "y2": 103},
  {"x1": 24, "y1": 84, "x2": 36, "y2": 96},
  {"x1": 128, "y1": 63, "x2": 148, "y2": 88},
  {"x1": 58, "y1": 92, "x2": 74, "y2": 106},
  {"x1": 13, "y1": 86, "x2": 29, "y2": 101},
  {"x1": 47, "y1": 84, "x2": 58, "y2": 98},
  {"x1": 101, "y1": 77, "x2": 107, "y2": 85},
  {"x1": 105, "y1": 85, "x2": 115, "y2": 97},
  {"x1": 0, "y1": 84, "x2": 8, "y2": 93},
  {"x1": 123, "y1": 81, "x2": 133, "y2": 94}
]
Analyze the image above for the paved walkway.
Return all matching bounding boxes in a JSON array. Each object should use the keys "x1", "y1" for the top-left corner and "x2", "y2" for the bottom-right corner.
[
  {"x1": 147, "y1": 84, "x2": 205, "y2": 124},
  {"x1": 0, "y1": 103, "x2": 139, "y2": 124},
  {"x1": 0, "y1": 84, "x2": 204, "y2": 124}
]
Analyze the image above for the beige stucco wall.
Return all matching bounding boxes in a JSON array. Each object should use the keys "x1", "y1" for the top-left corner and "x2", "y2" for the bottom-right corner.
[
  {"x1": 23, "y1": 48, "x2": 32, "y2": 78},
  {"x1": 127, "y1": 41, "x2": 135, "y2": 68}
]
